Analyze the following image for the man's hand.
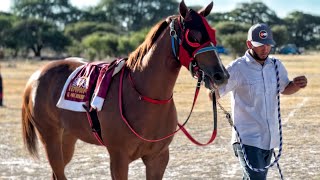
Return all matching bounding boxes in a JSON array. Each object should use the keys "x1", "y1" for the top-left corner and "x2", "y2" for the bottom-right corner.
[
  {"x1": 282, "y1": 75, "x2": 307, "y2": 95},
  {"x1": 207, "y1": 89, "x2": 220, "y2": 101},
  {"x1": 293, "y1": 75, "x2": 307, "y2": 88}
]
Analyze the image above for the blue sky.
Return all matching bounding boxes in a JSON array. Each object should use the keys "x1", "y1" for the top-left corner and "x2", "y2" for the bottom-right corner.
[{"x1": 1, "y1": 0, "x2": 319, "y2": 18}]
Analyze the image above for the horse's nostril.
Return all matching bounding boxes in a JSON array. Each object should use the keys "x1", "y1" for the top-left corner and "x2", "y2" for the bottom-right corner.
[{"x1": 213, "y1": 72, "x2": 223, "y2": 81}]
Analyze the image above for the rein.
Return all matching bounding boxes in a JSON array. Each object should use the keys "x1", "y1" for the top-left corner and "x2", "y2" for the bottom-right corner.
[
  {"x1": 178, "y1": 89, "x2": 218, "y2": 146},
  {"x1": 128, "y1": 72, "x2": 173, "y2": 104},
  {"x1": 119, "y1": 67, "x2": 207, "y2": 142}
]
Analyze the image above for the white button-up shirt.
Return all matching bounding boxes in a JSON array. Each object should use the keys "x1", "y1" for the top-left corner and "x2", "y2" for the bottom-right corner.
[{"x1": 219, "y1": 50, "x2": 290, "y2": 150}]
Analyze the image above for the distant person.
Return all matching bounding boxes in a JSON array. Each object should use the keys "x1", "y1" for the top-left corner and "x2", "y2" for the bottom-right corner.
[
  {"x1": 0, "y1": 64, "x2": 3, "y2": 106},
  {"x1": 210, "y1": 23, "x2": 307, "y2": 179}
]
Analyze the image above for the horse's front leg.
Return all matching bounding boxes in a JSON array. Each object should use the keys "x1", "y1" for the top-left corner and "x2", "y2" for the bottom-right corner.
[
  {"x1": 142, "y1": 148, "x2": 170, "y2": 180},
  {"x1": 109, "y1": 150, "x2": 130, "y2": 180}
]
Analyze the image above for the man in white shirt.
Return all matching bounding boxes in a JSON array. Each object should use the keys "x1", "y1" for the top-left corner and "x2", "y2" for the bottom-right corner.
[{"x1": 212, "y1": 23, "x2": 307, "y2": 179}]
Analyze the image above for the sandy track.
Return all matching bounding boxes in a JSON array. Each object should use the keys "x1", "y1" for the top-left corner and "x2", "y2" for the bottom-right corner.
[{"x1": 1, "y1": 56, "x2": 320, "y2": 179}]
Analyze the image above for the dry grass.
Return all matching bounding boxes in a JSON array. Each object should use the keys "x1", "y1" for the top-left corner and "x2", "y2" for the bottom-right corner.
[{"x1": 0, "y1": 54, "x2": 319, "y2": 179}]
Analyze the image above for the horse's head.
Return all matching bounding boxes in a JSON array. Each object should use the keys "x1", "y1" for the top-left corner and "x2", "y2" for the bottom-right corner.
[{"x1": 172, "y1": 0, "x2": 229, "y2": 89}]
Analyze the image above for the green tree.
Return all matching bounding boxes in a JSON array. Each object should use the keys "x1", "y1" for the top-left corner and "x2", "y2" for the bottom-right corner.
[
  {"x1": 0, "y1": 15, "x2": 11, "y2": 58},
  {"x1": 284, "y1": 11, "x2": 320, "y2": 48},
  {"x1": 64, "y1": 21, "x2": 120, "y2": 42},
  {"x1": 207, "y1": 12, "x2": 232, "y2": 25},
  {"x1": 0, "y1": 16, "x2": 13, "y2": 48},
  {"x1": 78, "y1": 7, "x2": 109, "y2": 23},
  {"x1": 228, "y1": 2, "x2": 281, "y2": 25},
  {"x1": 9, "y1": 19, "x2": 70, "y2": 57},
  {"x1": 215, "y1": 21, "x2": 249, "y2": 35},
  {"x1": 82, "y1": 33, "x2": 119, "y2": 59},
  {"x1": 0, "y1": 13, "x2": 20, "y2": 57},
  {"x1": 221, "y1": 32, "x2": 247, "y2": 58},
  {"x1": 117, "y1": 28, "x2": 149, "y2": 55},
  {"x1": 12, "y1": 0, "x2": 82, "y2": 25},
  {"x1": 96, "y1": 0, "x2": 178, "y2": 31},
  {"x1": 271, "y1": 25, "x2": 289, "y2": 47},
  {"x1": 214, "y1": 22, "x2": 250, "y2": 54}
]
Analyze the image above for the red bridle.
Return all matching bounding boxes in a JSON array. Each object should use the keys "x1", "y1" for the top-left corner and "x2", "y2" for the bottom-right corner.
[{"x1": 117, "y1": 15, "x2": 219, "y2": 145}]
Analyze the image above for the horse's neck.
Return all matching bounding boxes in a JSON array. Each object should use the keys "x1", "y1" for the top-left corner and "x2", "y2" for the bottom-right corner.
[{"x1": 132, "y1": 30, "x2": 181, "y2": 99}]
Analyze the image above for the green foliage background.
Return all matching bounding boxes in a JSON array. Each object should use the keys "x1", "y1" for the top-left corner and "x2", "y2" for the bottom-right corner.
[{"x1": 0, "y1": 0, "x2": 319, "y2": 59}]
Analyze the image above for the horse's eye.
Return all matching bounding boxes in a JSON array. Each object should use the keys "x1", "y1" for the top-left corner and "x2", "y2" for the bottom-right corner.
[{"x1": 187, "y1": 30, "x2": 202, "y2": 43}]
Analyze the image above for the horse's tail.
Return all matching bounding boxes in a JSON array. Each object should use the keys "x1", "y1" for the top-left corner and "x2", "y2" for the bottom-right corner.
[{"x1": 21, "y1": 76, "x2": 39, "y2": 158}]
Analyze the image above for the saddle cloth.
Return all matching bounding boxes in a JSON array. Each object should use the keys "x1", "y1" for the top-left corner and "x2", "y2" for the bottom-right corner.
[{"x1": 56, "y1": 58, "x2": 126, "y2": 112}]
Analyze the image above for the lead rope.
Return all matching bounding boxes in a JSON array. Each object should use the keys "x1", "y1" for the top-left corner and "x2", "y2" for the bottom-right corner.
[{"x1": 217, "y1": 59, "x2": 284, "y2": 179}]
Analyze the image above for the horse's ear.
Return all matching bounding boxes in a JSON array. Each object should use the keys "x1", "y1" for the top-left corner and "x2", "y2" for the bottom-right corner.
[
  {"x1": 179, "y1": 0, "x2": 188, "y2": 18},
  {"x1": 199, "y1": 1, "x2": 213, "y2": 17}
]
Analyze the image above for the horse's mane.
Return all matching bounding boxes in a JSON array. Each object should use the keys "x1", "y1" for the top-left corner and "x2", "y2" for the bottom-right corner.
[{"x1": 126, "y1": 19, "x2": 170, "y2": 71}]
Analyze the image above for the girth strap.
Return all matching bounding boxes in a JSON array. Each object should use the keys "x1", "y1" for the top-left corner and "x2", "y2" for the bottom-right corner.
[{"x1": 83, "y1": 104, "x2": 105, "y2": 146}]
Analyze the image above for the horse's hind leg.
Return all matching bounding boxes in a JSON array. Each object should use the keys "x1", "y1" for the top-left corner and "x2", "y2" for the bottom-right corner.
[
  {"x1": 61, "y1": 131, "x2": 77, "y2": 167},
  {"x1": 38, "y1": 127, "x2": 67, "y2": 180},
  {"x1": 142, "y1": 148, "x2": 169, "y2": 180}
]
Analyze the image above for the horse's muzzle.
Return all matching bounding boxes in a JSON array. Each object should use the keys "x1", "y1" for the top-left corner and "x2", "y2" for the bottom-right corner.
[{"x1": 204, "y1": 71, "x2": 229, "y2": 90}]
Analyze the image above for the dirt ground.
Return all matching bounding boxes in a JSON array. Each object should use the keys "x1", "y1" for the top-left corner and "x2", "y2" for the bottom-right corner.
[{"x1": 0, "y1": 55, "x2": 319, "y2": 179}]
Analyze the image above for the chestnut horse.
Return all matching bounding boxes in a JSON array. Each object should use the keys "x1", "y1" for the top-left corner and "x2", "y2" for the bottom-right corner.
[{"x1": 21, "y1": 1, "x2": 229, "y2": 179}]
